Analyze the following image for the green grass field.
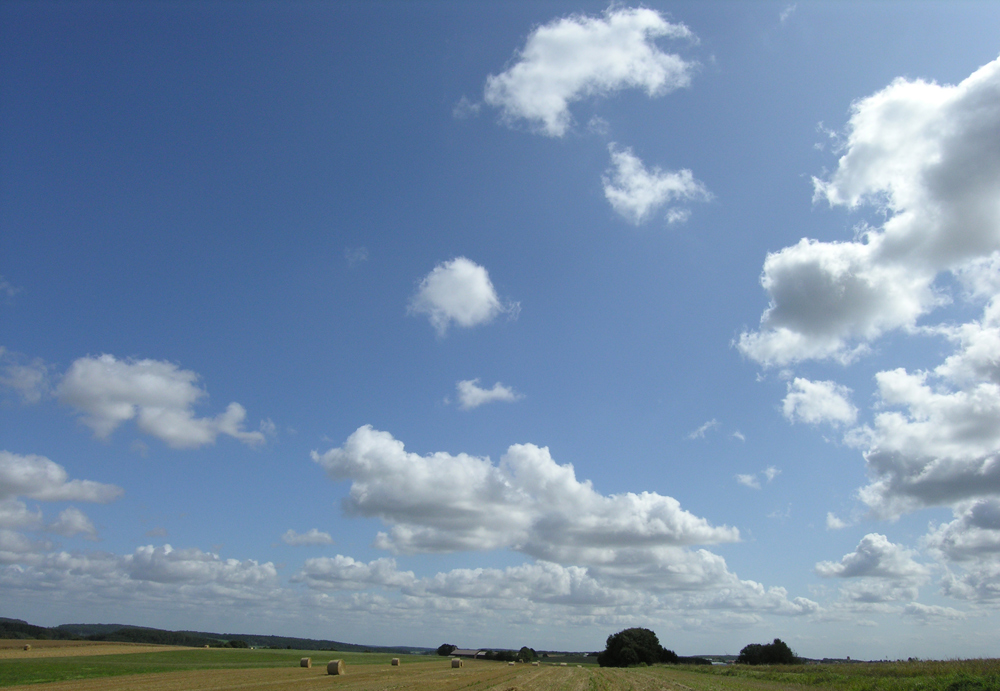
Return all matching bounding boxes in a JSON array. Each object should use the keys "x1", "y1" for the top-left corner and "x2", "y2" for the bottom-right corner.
[
  {"x1": 682, "y1": 659, "x2": 1000, "y2": 691},
  {"x1": 0, "y1": 648, "x2": 434, "y2": 687}
]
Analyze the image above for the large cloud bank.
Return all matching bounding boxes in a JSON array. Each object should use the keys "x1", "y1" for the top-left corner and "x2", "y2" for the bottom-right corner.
[{"x1": 743, "y1": 55, "x2": 1000, "y2": 607}]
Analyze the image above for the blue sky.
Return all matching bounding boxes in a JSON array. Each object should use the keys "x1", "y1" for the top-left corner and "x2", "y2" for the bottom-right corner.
[{"x1": 3, "y1": 0, "x2": 1000, "y2": 660}]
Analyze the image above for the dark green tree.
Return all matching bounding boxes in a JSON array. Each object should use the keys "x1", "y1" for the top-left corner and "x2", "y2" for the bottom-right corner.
[
  {"x1": 737, "y1": 639, "x2": 797, "y2": 665},
  {"x1": 436, "y1": 644, "x2": 457, "y2": 656},
  {"x1": 597, "y1": 628, "x2": 678, "y2": 667},
  {"x1": 517, "y1": 646, "x2": 538, "y2": 662}
]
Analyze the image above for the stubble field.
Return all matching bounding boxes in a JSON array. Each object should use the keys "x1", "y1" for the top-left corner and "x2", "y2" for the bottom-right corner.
[{"x1": 1, "y1": 643, "x2": 997, "y2": 691}]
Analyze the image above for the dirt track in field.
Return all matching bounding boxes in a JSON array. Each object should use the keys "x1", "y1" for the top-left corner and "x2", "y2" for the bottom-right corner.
[{"x1": 0, "y1": 641, "x2": 190, "y2": 660}]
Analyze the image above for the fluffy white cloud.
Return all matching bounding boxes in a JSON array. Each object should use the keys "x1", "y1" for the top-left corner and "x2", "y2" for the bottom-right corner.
[
  {"x1": 456, "y1": 379, "x2": 522, "y2": 410},
  {"x1": 902, "y1": 601, "x2": 966, "y2": 621},
  {"x1": 0, "y1": 530, "x2": 52, "y2": 563},
  {"x1": 408, "y1": 258, "x2": 518, "y2": 336},
  {"x1": 0, "y1": 499, "x2": 41, "y2": 530},
  {"x1": 312, "y1": 426, "x2": 738, "y2": 564},
  {"x1": 738, "y1": 239, "x2": 937, "y2": 366},
  {"x1": 854, "y1": 368, "x2": 1000, "y2": 518},
  {"x1": 925, "y1": 500, "x2": 1000, "y2": 562},
  {"x1": 282, "y1": 528, "x2": 334, "y2": 546},
  {"x1": 48, "y1": 507, "x2": 97, "y2": 539},
  {"x1": 782, "y1": 378, "x2": 858, "y2": 426},
  {"x1": 741, "y1": 55, "x2": 1000, "y2": 366},
  {"x1": 57, "y1": 355, "x2": 265, "y2": 449},
  {"x1": 126, "y1": 544, "x2": 277, "y2": 586},
  {"x1": 0, "y1": 451, "x2": 122, "y2": 504},
  {"x1": 815, "y1": 534, "x2": 929, "y2": 603},
  {"x1": 602, "y1": 145, "x2": 709, "y2": 225},
  {"x1": 484, "y1": 7, "x2": 694, "y2": 137},
  {"x1": 934, "y1": 296, "x2": 1000, "y2": 386},
  {"x1": 294, "y1": 555, "x2": 415, "y2": 591}
]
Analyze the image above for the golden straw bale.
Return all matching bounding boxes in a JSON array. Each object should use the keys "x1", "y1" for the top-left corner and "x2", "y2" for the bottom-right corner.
[
  {"x1": 508, "y1": 661, "x2": 515, "y2": 666},
  {"x1": 532, "y1": 661, "x2": 539, "y2": 666},
  {"x1": 327, "y1": 659, "x2": 345, "y2": 675},
  {"x1": 300, "y1": 657, "x2": 311, "y2": 668},
  {"x1": 391, "y1": 658, "x2": 400, "y2": 666},
  {"x1": 23, "y1": 645, "x2": 31, "y2": 651},
  {"x1": 451, "y1": 658, "x2": 463, "y2": 668}
]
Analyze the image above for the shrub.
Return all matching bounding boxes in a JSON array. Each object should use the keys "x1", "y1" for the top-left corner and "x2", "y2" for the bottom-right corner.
[{"x1": 436, "y1": 644, "x2": 457, "y2": 656}]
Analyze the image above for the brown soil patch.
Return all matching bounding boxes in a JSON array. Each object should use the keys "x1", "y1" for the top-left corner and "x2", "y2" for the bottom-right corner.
[{"x1": 0, "y1": 640, "x2": 190, "y2": 660}]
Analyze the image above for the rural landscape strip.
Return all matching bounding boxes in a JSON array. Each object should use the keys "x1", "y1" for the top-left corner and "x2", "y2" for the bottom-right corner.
[{"x1": 1, "y1": 644, "x2": 999, "y2": 691}]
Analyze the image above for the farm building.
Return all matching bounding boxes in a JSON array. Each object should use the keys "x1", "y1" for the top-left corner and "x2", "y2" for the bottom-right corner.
[{"x1": 451, "y1": 649, "x2": 486, "y2": 658}]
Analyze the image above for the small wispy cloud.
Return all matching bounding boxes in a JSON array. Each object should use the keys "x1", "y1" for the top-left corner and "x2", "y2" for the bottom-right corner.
[
  {"x1": 688, "y1": 418, "x2": 719, "y2": 439},
  {"x1": 826, "y1": 512, "x2": 848, "y2": 530},
  {"x1": 282, "y1": 528, "x2": 334, "y2": 546},
  {"x1": 779, "y1": 4, "x2": 797, "y2": 24},
  {"x1": 453, "y1": 96, "x2": 482, "y2": 119},
  {"x1": 345, "y1": 246, "x2": 369, "y2": 266},
  {"x1": 737, "y1": 466, "x2": 781, "y2": 490},
  {"x1": 732, "y1": 431, "x2": 746, "y2": 442},
  {"x1": 456, "y1": 379, "x2": 522, "y2": 410},
  {"x1": 0, "y1": 275, "x2": 22, "y2": 302}
]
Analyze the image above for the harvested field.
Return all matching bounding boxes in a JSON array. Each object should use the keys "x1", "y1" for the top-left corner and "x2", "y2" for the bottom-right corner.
[
  {"x1": 0, "y1": 641, "x2": 190, "y2": 660},
  {"x1": 2, "y1": 647, "x2": 997, "y2": 691}
]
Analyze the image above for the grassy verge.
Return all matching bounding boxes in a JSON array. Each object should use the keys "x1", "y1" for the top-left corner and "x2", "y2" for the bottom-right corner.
[
  {"x1": 677, "y1": 660, "x2": 1000, "y2": 691},
  {"x1": 0, "y1": 648, "x2": 433, "y2": 687}
]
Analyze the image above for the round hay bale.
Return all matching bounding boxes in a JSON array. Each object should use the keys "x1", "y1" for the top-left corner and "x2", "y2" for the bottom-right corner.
[
  {"x1": 23, "y1": 644, "x2": 31, "y2": 651},
  {"x1": 327, "y1": 659, "x2": 345, "y2": 675},
  {"x1": 203, "y1": 645, "x2": 210, "y2": 649},
  {"x1": 391, "y1": 657, "x2": 400, "y2": 666},
  {"x1": 508, "y1": 661, "x2": 515, "y2": 666},
  {"x1": 532, "y1": 661, "x2": 539, "y2": 666},
  {"x1": 451, "y1": 658, "x2": 463, "y2": 668},
  {"x1": 300, "y1": 657, "x2": 312, "y2": 668},
  {"x1": 560, "y1": 662, "x2": 568, "y2": 666}
]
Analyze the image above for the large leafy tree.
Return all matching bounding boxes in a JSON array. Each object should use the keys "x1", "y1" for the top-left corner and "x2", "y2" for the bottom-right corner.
[
  {"x1": 737, "y1": 639, "x2": 797, "y2": 665},
  {"x1": 597, "y1": 628, "x2": 679, "y2": 667}
]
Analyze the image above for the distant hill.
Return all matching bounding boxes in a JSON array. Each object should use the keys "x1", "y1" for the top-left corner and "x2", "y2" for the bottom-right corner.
[{"x1": 3, "y1": 618, "x2": 432, "y2": 654}]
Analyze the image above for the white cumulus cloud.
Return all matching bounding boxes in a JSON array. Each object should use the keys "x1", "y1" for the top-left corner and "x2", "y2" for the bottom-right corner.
[
  {"x1": 57, "y1": 354, "x2": 265, "y2": 449},
  {"x1": 312, "y1": 426, "x2": 739, "y2": 565},
  {"x1": 0, "y1": 451, "x2": 122, "y2": 504},
  {"x1": 740, "y1": 55, "x2": 1000, "y2": 366},
  {"x1": 456, "y1": 379, "x2": 522, "y2": 410},
  {"x1": 484, "y1": 7, "x2": 695, "y2": 137},
  {"x1": 782, "y1": 378, "x2": 858, "y2": 426},
  {"x1": 815, "y1": 533, "x2": 930, "y2": 603},
  {"x1": 408, "y1": 258, "x2": 518, "y2": 336},
  {"x1": 602, "y1": 144, "x2": 710, "y2": 225}
]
